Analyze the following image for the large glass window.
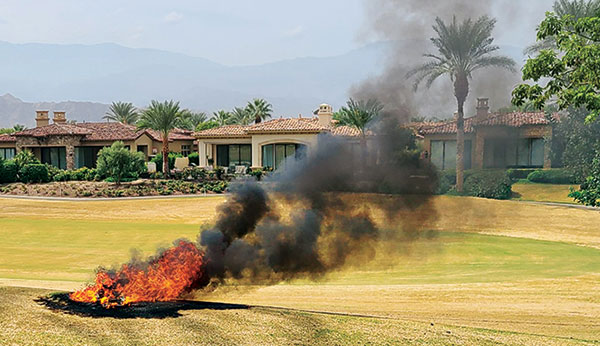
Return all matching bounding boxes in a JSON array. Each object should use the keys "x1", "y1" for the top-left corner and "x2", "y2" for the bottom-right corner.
[
  {"x1": 261, "y1": 143, "x2": 307, "y2": 170},
  {"x1": 0, "y1": 148, "x2": 15, "y2": 160},
  {"x1": 74, "y1": 147, "x2": 102, "y2": 169},
  {"x1": 485, "y1": 138, "x2": 545, "y2": 168},
  {"x1": 216, "y1": 144, "x2": 251, "y2": 167},
  {"x1": 41, "y1": 147, "x2": 67, "y2": 170},
  {"x1": 430, "y1": 140, "x2": 471, "y2": 170}
]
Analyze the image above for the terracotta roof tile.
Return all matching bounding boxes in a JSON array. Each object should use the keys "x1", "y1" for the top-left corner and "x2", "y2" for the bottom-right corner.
[
  {"x1": 0, "y1": 134, "x2": 16, "y2": 142},
  {"x1": 77, "y1": 122, "x2": 138, "y2": 141},
  {"x1": 14, "y1": 123, "x2": 92, "y2": 137},
  {"x1": 194, "y1": 125, "x2": 251, "y2": 138},
  {"x1": 246, "y1": 118, "x2": 328, "y2": 134},
  {"x1": 419, "y1": 112, "x2": 553, "y2": 135},
  {"x1": 330, "y1": 125, "x2": 362, "y2": 137}
]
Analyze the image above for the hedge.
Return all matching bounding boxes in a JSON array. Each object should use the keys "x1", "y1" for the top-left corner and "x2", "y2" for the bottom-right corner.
[
  {"x1": 187, "y1": 152, "x2": 199, "y2": 166},
  {"x1": 526, "y1": 169, "x2": 578, "y2": 184},
  {"x1": 506, "y1": 168, "x2": 539, "y2": 181},
  {"x1": 0, "y1": 159, "x2": 18, "y2": 183},
  {"x1": 19, "y1": 164, "x2": 49, "y2": 183},
  {"x1": 463, "y1": 170, "x2": 513, "y2": 200}
]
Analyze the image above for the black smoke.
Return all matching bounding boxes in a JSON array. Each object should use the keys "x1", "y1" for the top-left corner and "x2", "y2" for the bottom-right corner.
[{"x1": 197, "y1": 113, "x2": 440, "y2": 286}]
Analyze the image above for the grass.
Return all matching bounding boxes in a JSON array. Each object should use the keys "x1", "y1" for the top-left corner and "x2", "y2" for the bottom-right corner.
[
  {"x1": 511, "y1": 181, "x2": 579, "y2": 204},
  {"x1": 0, "y1": 194, "x2": 599, "y2": 344}
]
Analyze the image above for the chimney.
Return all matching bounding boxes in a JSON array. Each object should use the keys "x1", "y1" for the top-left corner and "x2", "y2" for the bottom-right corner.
[
  {"x1": 53, "y1": 111, "x2": 67, "y2": 124},
  {"x1": 317, "y1": 103, "x2": 333, "y2": 127},
  {"x1": 476, "y1": 98, "x2": 489, "y2": 120},
  {"x1": 35, "y1": 111, "x2": 50, "y2": 127}
]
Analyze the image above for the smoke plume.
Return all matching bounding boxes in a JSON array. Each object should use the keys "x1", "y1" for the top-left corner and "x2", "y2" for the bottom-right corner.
[
  {"x1": 197, "y1": 114, "x2": 439, "y2": 287},
  {"x1": 353, "y1": 0, "x2": 536, "y2": 119}
]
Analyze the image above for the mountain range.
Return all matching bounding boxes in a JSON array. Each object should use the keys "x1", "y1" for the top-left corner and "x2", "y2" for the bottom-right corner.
[{"x1": 0, "y1": 40, "x2": 524, "y2": 128}]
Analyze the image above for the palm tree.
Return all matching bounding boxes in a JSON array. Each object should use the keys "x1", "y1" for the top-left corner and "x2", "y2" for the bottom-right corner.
[
  {"x1": 12, "y1": 124, "x2": 25, "y2": 132},
  {"x1": 407, "y1": 16, "x2": 516, "y2": 192},
  {"x1": 213, "y1": 110, "x2": 232, "y2": 126},
  {"x1": 230, "y1": 107, "x2": 253, "y2": 125},
  {"x1": 335, "y1": 98, "x2": 384, "y2": 166},
  {"x1": 246, "y1": 98, "x2": 273, "y2": 124},
  {"x1": 180, "y1": 110, "x2": 208, "y2": 130},
  {"x1": 103, "y1": 102, "x2": 139, "y2": 125},
  {"x1": 138, "y1": 100, "x2": 184, "y2": 176},
  {"x1": 525, "y1": 0, "x2": 600, "y2": 54}
]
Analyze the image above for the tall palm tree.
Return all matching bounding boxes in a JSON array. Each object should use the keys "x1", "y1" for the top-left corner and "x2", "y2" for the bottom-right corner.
[
  {"x1": 525, "y1": 0, "x2": 600, "y2": 54},
  {"x1": 180, "y1": 110, "x2": 208, "y2": 130},
  {"x1": 213, "y1": 110, "x2": 232, "y2": 126},
  {"x1": 230, "y1": 107, "x2": 253, "y2": 125},
  {"x1": 246, "y1": 98, "x2": 273, "y2": 124},
  {"x1": 407, "y1": 16, "x2": 516, "y2": 192},
  {"x1": 12, "y1": 124, "x2": 26, "y2": 132},
  {"x1": 335, "y1": 98, "x2": 384, "y2": 165},
  {"x1": 138, "y1": 100, "x2": 184, "y2": 175},
  {"x1": 103, "y1": 102, "x2": 139, "y2": 125}
]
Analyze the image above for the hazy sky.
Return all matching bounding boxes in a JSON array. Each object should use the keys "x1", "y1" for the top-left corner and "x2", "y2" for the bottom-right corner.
[{"x1": 0, "y1": 0, "x2": 554, "y2": 66}]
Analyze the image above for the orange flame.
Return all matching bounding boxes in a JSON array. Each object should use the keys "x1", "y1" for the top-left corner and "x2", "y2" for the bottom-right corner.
[{"x1": 70, "y1": 240, "x2": 205, "y2": 308}]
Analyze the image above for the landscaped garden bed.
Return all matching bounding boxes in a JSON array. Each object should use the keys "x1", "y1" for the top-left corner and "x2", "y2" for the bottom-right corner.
[{"x1": 0, "y1": 179, "x2": 228, "y2": 198}]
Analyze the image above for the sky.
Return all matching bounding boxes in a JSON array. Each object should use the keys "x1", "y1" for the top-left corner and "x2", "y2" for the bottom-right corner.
[{"x1": 0, "y1": 0, "x2": 556, "y2": 66}]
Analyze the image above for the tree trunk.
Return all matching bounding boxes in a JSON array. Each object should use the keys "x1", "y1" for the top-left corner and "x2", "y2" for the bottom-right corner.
[
  {"x1": 454, "y1": 73, "x2": 469, "y2": 193},
  {"x1": 162, "y1": 135, "x2": 169, "y2": 177},
  {"x1": 360, "y1": 133, "x2": 367, "y2": 173}
]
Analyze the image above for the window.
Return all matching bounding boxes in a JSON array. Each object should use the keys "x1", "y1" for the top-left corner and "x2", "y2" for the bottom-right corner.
[
  {"x1": 41, "y1": 147, "x2": 67, "y2": 169},
  {"x1": 0, "y1": 148, "x2": 15, "y2": 160},
  {"x1": 430, "y1": 140, "x2": 471, "y2": 170},
  {"x1": 75, "y1": 147, "x2": 102, "y2": 169},
  {"x1": 485, "y1": 138, "x2": 544, "y2": 168},
  {"x1": 181, "y1": 145, "x2": 191, "y2": 157},
  {"x1": 261, "y1": 143, "x2": 307, "y2": 170},
  {"x1": 216, "y1": 144, "x2": 251, "y2": 167}
]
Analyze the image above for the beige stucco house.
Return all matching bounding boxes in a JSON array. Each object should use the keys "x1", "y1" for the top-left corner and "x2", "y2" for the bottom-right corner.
[
  {"x1": 418, "y1": 98, "x2": 553, "y2": 170},
  {"x1": 0, "y1": 111, "x2": 196, "y2": 169},
  {"x1": 194, "y1": 104, "x2": 362, "y2": 170}
]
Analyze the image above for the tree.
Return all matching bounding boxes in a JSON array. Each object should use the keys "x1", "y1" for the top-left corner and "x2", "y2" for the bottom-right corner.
[
  {"x1": 512, "y1": 11, "x2": 600, "y2": 122},
  {"x1": 212, "y1": 110, "x2": 232, "y2": 126},
  {"x1": 230, "y1": 107, "x2": 253, "y2": 125},
  {"x1": 407, "y1": 16, "x2": 516, "y2": 192},
  {"x1": 103, "y1": 102, "x2": 139, "y2": 125},
  {"x1": 246, "y1": 98, "x2": 273, "y2": 124},
  {"x1": 525, "y1": 0, "x2": 600, "y2": 54},
  {"x1": 180, "y1": 110, "x2": 208, "y2": 130},
  {"x1": 0, "y1": 124, "x2": 26, "y2": 134},
  {"x1": 196, "y1": 120, "x2": 220, "y2": 131},
  {"x1": 96, "y1": 141, "x2": 145, "y2": 185},
  {"x1": 138, "y1": 100, "x2": 184, "y2": 176},
  {"x1": 335, "y1": 98, "x2": 384, "y2": 165}
]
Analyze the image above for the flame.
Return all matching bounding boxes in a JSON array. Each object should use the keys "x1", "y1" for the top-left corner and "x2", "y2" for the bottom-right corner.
[{"x1": 70, "y1": 240, "x2": 205, "y2": 308}]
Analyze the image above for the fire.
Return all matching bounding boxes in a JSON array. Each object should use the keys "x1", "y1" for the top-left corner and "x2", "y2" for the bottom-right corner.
[{"x1": 70, "y1": 240, "x2": 205, "y2": 308}]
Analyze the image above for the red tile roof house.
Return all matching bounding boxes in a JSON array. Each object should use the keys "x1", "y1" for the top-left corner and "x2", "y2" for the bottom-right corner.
[
  {"x1": 0, "y1": 111, "x2": 196, "y2": 170},
  {"x1": 194, "y1": 104, "x2": 363, "y2": 170},
  {"x1": 417, "y1": 98, "x2": 554, "y2": 170}
]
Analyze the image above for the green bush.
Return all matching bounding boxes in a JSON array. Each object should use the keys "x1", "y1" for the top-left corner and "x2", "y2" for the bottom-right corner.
[
  {"x1": 151, "y1": 152, "x2": 183, "y2": 172},
  {"x1": 187, "y1": 152, "x2": 199, "y2": 166},
  {"x1": 507, "y1": 168, "x2": 539, "y2": 181},
  {"x1": 13, "y1": 150, "x2": 39, "y2": 171},
  {"x1": 463, "y1": 170, "x2": 513, "y2": 200},
  {"x1": 96, "y1": 141, "x2": 146, "y2": 185},
  {"x1": 526, "y1": 169, "x2": 578, "y2": 184},
  {"x1": 569, "y1": 155, "x2": 600, "y2": 206},
  {"x1": 19, "y1": 164, "x2": 49, "y2": 183},
  {"x1": 0, "y1": 159, "x2": 18, "y2": 183}
]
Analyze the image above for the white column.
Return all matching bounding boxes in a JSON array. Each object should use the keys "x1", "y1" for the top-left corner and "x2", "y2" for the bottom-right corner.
[{"x1": 198, "y1": 141, "x2": 207, "y2": 167}]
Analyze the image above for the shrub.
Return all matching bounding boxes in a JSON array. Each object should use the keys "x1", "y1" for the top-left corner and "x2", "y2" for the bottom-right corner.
[
  {"x1": 13, "y1": 150, "x2": 39, "y2": 171},
  {"x1": 187, "y1": 152, "x2": 200, "y2": 166},
  {"x1": 96, "y1": 141, "x2": 146, "y2": 185},
  {"x1": 151, "y1": 152, "x2": 183, "y2": 172},
  {"x1": 506, "y1": 168, "x2": 539, "y2": 181},
  {"x1": 569, "y1": 155, "x2": 600, "y2": 206},
  {"x1": 526, "y1": 169, "x2": 578, "y2": 184},
  {"x1": 463, "y1": 170, "x2": 513, "y2": 200},
  {"x1": 0, "y1": 159, "x2": 18, "y2": 183},
  {"x1": 19, "y1": 164, "x2": 49, "y2": 183}
]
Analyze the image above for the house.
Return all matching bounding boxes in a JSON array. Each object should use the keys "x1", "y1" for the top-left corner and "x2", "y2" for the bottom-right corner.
[
  {"x1": 194, "y1": 104, "x2": 362, "y2": 170},
  {"x1": 0, "y1": 111, "x2": 196, "y2": 169},
  {"x1": 418, "y1": 98, "x2": 553, "y2": 170}
]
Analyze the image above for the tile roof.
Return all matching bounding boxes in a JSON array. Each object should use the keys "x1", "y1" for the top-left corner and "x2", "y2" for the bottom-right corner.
[
  {"x1": 0, "y1": 134, "x2": 16, "y2": 142},
  {"x1": 14, "y1": 123, "x2": 92, "y2": 137},
  {"x1": 194, "y1": 117, "x2": 363, "y2": 139},
  {"x1": 194, "y1": 125, "x2": 251, "y2": 138},
  {"x1": 418, "y1": 112, "x2": 553, "y2": 135},
  {"x1": 11, "y1": 122, "x2": 195, "y2": 142}
]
